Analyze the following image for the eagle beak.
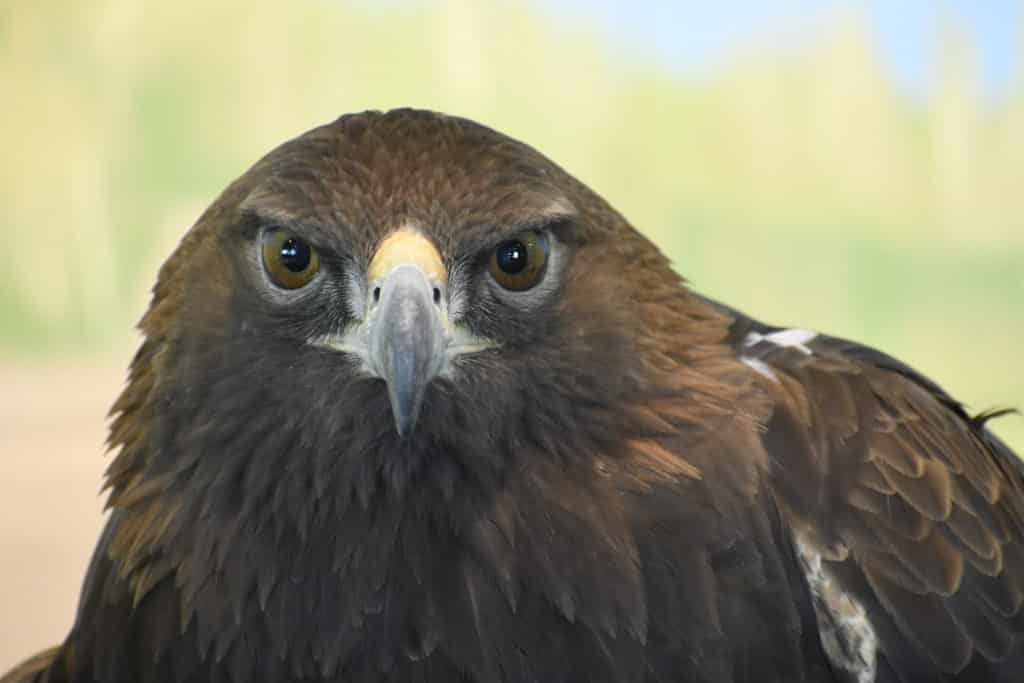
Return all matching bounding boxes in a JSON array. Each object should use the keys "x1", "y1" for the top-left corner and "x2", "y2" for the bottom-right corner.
[
  {"x1": 369, "y1": 265, "x2": 445, "y2": 437},
  {"x1": 366, "y1": 232, "x2": 448, "y2": 438}
]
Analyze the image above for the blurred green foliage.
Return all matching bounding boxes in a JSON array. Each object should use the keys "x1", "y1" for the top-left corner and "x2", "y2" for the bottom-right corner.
[{"x1": 0, "y1": 0, "x2": 1021, "y2": 450}]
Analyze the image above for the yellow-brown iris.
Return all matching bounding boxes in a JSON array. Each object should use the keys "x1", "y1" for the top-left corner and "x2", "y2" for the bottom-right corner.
[
  {"x1": 262, "y1": 231, "x2": 320, "y2": 289},
  {"x1": 488, "y1": 230, "x2": 549, "y2": 291}
]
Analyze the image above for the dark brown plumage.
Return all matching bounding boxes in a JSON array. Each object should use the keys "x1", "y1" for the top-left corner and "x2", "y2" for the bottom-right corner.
[{"x1": 4, "y1": 108, "x2": 1023, "y2": 683}]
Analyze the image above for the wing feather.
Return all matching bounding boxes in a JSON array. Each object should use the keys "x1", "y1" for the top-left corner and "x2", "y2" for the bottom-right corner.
[
  {"x1": 721, "y1": 304, "x2": 1024, "y2": 680},
  {"x1": 0, "y1": 648, "x2": 63, "y2": 683}
]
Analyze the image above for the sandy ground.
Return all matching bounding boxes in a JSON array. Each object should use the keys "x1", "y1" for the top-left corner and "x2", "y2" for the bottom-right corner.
[{"x1": 0, "y1": 363, "x2": 121, "y2": 671}]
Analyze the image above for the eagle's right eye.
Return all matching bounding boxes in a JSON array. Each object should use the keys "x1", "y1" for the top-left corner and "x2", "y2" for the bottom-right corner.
[{"x1": 262, "y1": 231, "x2": 320, "y2": 289}]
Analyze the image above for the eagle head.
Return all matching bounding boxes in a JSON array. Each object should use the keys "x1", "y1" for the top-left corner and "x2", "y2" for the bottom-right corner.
[{"x1": 109, "y1": 108, "x2": 722, "y2": 507}]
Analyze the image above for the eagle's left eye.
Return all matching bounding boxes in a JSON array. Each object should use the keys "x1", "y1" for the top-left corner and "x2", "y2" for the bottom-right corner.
[
  {"x1": 262, "y1": 231, "x2": 320, "y2": 289},
  {"x1": 489, "y1": 230, "x2": 549, "y2": 291}
]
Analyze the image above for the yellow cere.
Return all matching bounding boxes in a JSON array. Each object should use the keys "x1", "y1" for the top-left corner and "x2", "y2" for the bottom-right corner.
[{"x1": 368, "y1": 230, "x2": 447, "y2": 284}]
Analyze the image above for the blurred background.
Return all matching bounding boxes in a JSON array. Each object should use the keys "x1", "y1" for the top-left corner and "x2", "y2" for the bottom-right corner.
[{"x1": 1, "y1": 0, "x2": 1022, "y2": 667}]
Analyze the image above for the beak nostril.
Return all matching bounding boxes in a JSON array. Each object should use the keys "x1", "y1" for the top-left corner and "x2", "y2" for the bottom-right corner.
[
  {"x1": 433, "y1": 287, "x2": 442, "y2": 306},
  {"x1": 373, "y1": 286, "x2": 381, "y2": 304}
]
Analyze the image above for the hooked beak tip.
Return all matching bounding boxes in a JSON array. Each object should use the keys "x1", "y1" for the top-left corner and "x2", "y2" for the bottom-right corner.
[
  {"x1": 394, "y1": 414, "x2": 415, "y2": 439},
  {"x1": 387, "y1": 370, "x2": 424, "y2": 438}
]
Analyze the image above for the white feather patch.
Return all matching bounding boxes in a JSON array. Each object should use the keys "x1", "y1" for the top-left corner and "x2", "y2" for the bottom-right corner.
[
  {"x1": 795, "y1": 537, "x2": 878, "y2": 683},
  {"x1": 741, "y1": 357, "x2": 779, "y2": 382},
  {"x1": 744, "y1": 328, "x2": 818, "y2": 355}
]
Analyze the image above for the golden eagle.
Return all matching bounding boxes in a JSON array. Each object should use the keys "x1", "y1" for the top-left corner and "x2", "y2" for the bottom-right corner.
[{"x1": 4, "y1": 109, "x2": 1023, "y2": 683}]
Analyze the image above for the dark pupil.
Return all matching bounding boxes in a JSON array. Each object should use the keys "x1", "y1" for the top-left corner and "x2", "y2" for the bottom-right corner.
[
  {"x1": 496, "y1": 239, "x2": 528, "y2": 274},
  {"x1": 279, "y1": 238, "x2": 311, "y2": 272}
]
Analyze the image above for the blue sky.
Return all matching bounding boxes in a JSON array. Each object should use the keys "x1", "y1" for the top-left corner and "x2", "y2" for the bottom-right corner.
[{"x1": 537, "y1": 1, "x2": 1022, "y2": 100}]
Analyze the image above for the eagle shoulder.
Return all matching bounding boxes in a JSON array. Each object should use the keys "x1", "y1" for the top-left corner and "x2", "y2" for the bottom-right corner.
[{"x1": 718, "y1": 301, "x2": 1024, "y2": 681}]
